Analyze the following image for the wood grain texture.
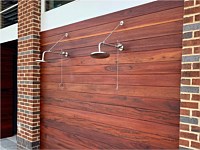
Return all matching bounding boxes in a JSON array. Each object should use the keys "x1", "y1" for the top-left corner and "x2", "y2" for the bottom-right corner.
[
  {"x1": 41, "y1": 61, "x2": 181, "y2": 75},
  {"x1": 41, "y1": 7, "x2": 183, "y2": 45},
  {"x1": 42, "y1": 47, "x2": 182, "y2": 63},
  {"x1": 41, "y1": 20, "x2": 183, "y2": 51},
  {"x1": 41, "y1": 105, "x2": 179, "y2": 149},
  {"x1": 41, "y1": 98, "x2": 179, "y2": 126},
  {"x1": 40, "y1": 1, "x2": 183, "y2": 149},
  {"x1": 41, "y1": 74, "x2": 181, "y2": 87}
]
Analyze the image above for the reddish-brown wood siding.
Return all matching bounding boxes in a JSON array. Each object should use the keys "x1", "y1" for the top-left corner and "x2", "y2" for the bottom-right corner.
[{"x1": 40, "y1": 1, "x2": 183, "y2": 149}]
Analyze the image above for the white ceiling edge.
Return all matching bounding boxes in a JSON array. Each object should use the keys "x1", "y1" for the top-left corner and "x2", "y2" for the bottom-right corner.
[
  {"x1": 0, "y1": 24, "x2": 18, "y2": 44},
  {"x1": 41, "y1": 0, "x2": 156, "y2": 31}
]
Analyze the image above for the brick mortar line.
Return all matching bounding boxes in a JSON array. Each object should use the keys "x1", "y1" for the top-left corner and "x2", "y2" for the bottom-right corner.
[
  {"x1": 181, "y1": 70, "x2": 200, "y2": 72},
  {"x1": 180, "y1": 107, "x2": 200, "y2": 111},
  {"x1": 180, "y1": 115, "x2": 200, "y2": 119},
  {"x1": 181, "y1": 85, "x2": 200, "y2": 87},
  {"x1": 180, "y1": 99, "x2": 198, "y2": 102},
  {"x1": 190, "y1": 79, "x2": 193, "y2": 85},
  {"x1": 181, "y1": 54, "x2": 200, "y2": 56},
  {"x1": 180, "y1": 99, "x2": 200, "y2": 102},
  {"x1": 183, "y1": 13, "x2": 200, "y2": 17},
  {"x1": 17, "y1": 135, "x2": 40, "y2": 143},
  {"x1": 183, "y1": 45, "x2": 200, "y2": 47},
  {"x1": 181, "y1": 77, "x2": 200, "y2": 79},
  {"x1": 183, "y1": 37, "x2": 200, "y2": 41},
  {"x1": 181, "y1": 56, "x2": 200, "y2": 58},
  {"x1": 183, "y1": 45, "x2": 200, "y2": 48},
  {"x1": 18, "y1": 107, "x2": 40, "y2": 110},
  {"x1": 18, "y1": 106, "x2": 40, "y2": 109},
  {"x1": 18, "y1": 119, "x2": 40, "y2": 124},
  {"x1": 181, "y1": 92, "x2": 200, "y2": 94},
  {"x1": 17, "y1": 84, "x2": 40, "y2": 86},
  {"x1": 181, "y1": 76, "x2": 200, "y2": 77},
  {"x1": 180, "y1": 115, "x2": 199, "y2": 119},
  {"x1": 180, "y1": 137, "x2": 200, "y2": 143},
  {"x1": 180, "y1": 107, "x2": 198, "y2": 110},
  {"x1": 181, "y1": 84, "x2": 200, "y2": 86}
]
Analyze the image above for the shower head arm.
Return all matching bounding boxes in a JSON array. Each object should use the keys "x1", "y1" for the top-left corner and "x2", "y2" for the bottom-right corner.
[
  {"x1": 99, "y1": 42, "x2": 124, "y2": 52},
  {"x1": 103, "y1": 42, "x2": 118, "y2": 48},
  {"x1": 52, "y1": 51, "x2": 69, "y2": 57}
]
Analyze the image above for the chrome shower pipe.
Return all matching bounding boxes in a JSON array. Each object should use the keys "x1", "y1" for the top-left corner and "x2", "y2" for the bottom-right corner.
[
  {"x1": 99, "y1": 42, "x2": 124, "y2": 52},
  {"x1": 51, "y1": 51, "x2": 69, "y2": 57},
  {"x1": 36, "y1": 33, "x2": 68, "y2": 62},
  {"x1": 36, "y1": 51, "x2": 50, "y2": 62}
]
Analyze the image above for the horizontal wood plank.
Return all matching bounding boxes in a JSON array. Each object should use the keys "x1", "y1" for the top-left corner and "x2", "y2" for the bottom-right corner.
[
  {"x1": 41, "y1": 74, "x2": 181, "y2": 87},
  {"x1": 41, "y1": 97, "x2": 179, "y2": 126},
  {"x1": 41, "y1": 104, "x2": 179, "y2": 141},
  {"x1": 41, "y1": 83, "x2": 180, "y2": 99},
  {"x1": 41, "y1": 61, "x2": 181, "y2": 75}
]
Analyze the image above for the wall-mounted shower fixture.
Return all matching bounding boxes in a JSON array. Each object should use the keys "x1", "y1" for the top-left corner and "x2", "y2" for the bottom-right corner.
[
  {"x1": 90, "y1": 21, "x2": 124, "y2": 59},
  {"x1": 36, "y1": 33, "x2": 69, "y2": 63},
  {"x1": 90, "y1": 21, "x2": 125, "y2": 90}
]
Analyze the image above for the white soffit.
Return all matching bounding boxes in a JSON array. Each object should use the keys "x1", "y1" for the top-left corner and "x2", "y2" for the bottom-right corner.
[
  {"x1": 0, "y1": 24, "x2": 18, "y2": 44},
  {"x1": 41, "y1": 0, "x2": 156, "y2": 31}
]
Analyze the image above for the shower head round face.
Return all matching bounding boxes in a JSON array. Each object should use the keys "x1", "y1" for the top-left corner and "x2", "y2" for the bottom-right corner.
[{"x1": 90, "y1": 51, "x2": 110, "y2": 59}]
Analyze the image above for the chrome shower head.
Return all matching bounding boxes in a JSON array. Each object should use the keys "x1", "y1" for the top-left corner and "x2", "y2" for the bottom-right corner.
[{"x1": 90, "y1": 51, "x2": 110, "y2": 59}]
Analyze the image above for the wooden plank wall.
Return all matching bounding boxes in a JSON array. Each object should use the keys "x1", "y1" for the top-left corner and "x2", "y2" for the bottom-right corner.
[
  {"x1": 1, "y1": 41, "x2": 17, "y2": 138},
  {"x1": 40, "y1": 1, "x2": 183, "y2": 149}
]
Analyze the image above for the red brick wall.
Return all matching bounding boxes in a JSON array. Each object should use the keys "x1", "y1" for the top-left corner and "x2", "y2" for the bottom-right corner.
[
  {"x1": 17, "y1": 0, "x2": 41, "y2": 149},
  {"x1": 179, "y1": 0, "x2": 200, "y2": 149}
]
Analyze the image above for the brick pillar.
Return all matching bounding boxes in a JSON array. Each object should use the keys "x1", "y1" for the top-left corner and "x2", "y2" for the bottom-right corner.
[
  {"x1": 179, "y1": 0, "x2": 200, "y2": 149},
  {"x1": 17, "y1": 0, "x2": 41, "y2": 149}
]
